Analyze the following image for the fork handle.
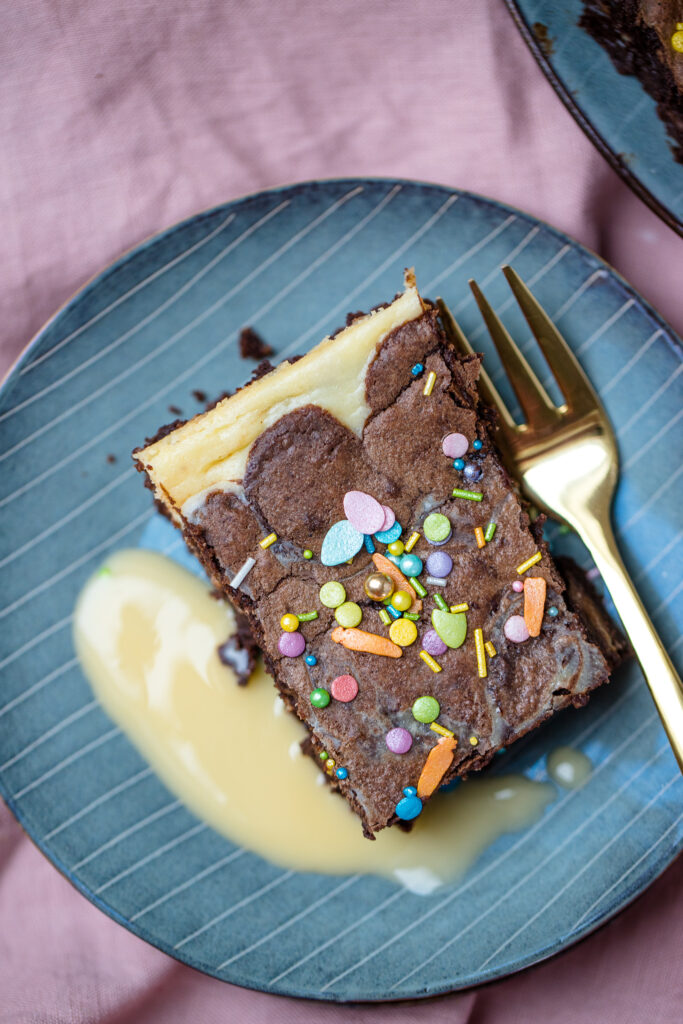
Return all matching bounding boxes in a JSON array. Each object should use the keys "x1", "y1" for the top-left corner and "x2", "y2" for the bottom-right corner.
[{"x1": 580, "y1": 514, "x2": 683, "y2": 771}]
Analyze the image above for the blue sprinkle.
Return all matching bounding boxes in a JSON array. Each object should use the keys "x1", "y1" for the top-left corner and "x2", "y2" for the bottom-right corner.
[
  {"x1": 411, "y1": 363, "x2": 424, "y2": 376},
  {"x1": 335, "y1": 767, "x2": 348, "y2": 780},
  {"x1": 375, "y1": 520, "x2": 403, "y2": 544},
  {"x1": 395, "y1": 787, "x2": 422, "y2": 821},
  {"x1": 364, "y1": 534, "x2": 376, "y2": 554},
  {"x1": 386, "y1": 553, "x2": 402, "y2": 566},
  {"x1": 547, "y1": 605, "x2": 559, "y2": 618},
  {"x1": 399, "y1": 553, "x2": 423, "y2": 577},
  {"x1": 305, "y1": 654, "x2": 317, "y2": 666},
  {"x1": 453, "y1": 458, "x2": 465, "y2": 470},
  {"x1": 404, "y1": 786, "x2": 417, "y2": 797},
  {"x1": 387, "y1": 606, "x2": 402, "y2": 620},
  {"x1": 472, "y1": 439, "x2": 483, "y2": 450}
]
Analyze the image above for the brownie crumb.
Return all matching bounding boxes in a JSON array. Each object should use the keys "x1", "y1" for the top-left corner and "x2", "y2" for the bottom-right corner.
[
  {"x1": 106, "y1": 454, "x2": 116, "y2": 464},
  {"x1": 192, "y1": 389, "x2": 207, "y2": 403},
  {"x1": 239, "y1": 326, "x2": 274, "y2": 360},
  {"x1": 217, "y1": 611, "x2": 259, "y2": 685},
  {"x1": 532, "y1": 21, "x2": 555, "y2": 57}
]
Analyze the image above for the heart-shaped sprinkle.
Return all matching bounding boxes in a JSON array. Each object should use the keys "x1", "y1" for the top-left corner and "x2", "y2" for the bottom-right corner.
[
  {"x1": 343, "y1": 491, "x2": 386, "y2": 535},
  {"x1": 431, "y1": 608, "x2": 467, "y2": 649},
  {"x1": 320, "y1": 520, "x2": 364, "y2": 566},
  {"x1": 380, "y1": 505, "x2": 396, "y2": 531}
]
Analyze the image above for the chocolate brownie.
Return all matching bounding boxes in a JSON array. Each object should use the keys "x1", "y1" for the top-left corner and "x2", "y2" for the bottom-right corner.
[{"x1": 134, "y1": 276, "x2": 623, "y2": 837}]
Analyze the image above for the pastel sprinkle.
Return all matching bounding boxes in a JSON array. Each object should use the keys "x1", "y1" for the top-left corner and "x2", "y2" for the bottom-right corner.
[
  {"x1": 484, "y1": 522, "x2": 497, "y2": 542},
  {"x1": 474, "y1": 627, "x2": 487, "y2": 678},
  {"x1": 512, "y1": 580, "x2": 524, "y2": 593},
  {"x1": 419, "y1": 650, "x2": 443, "y2": 673},
  {"x1": 319, "y1": 581, "x2": 346, "y2": 608},
  {"x1": 484, "y1": 641, "x2": 497, "y2": 658},
  {"x1": 380, "y1": 505, "x2": 396, "y2": 531},
  {"x1": 516, "y1": 551, "x2": 542, "y2": 574},
  {"x1": 417, "y1": 736, "x2": 457, "y2": 798},
  {"x1": 374, "y1": 520, "x2": 403, "y2": 545},
  {"x1": 389, "y1": 618, "x2": 418, "y2": 647},
  {"x1": 390, "y1": 590, "x2": 412, "y2": 612},
  {"x1": 412, "y1": 695, "x2": 441, "y2": 723},
  {"x1": 388, "y1": 540, "x2": 405, "y2": 556},
  {"x1": 304, "y1": 654, "x2": 317, "y2": 666},
  {"x1": 442, "y1": 432, "x2": 469, "y2": 459},
  {"x1": 523, "y1": 576, "x2": 547, "y2": 637},
  {"x1": 423, "y1": 370, "x2": 437, "y2": 396},
  {"x1": 449, "y1": 602, "x2": 469, "y2": 613},
  {"x1": 310, "y1": 688, "x2": 330, "y2": 708},
  {"x1": 411, "y1": 577, "x2": 428, "y2": 598},
  {"x1": 297, "y1": 611, "x2": 319, "y2": 622},
  {"x1": 319, "y1": 751, "x2": 328, "y2": 760},
  {"x1": 331, "y1": 626, "x2": 403, "y2": 658},
  {"x1": 469, "y1": 735, "x2": 479, "y2": 746},
  {"x1": 279, "y1": 631, "x2": 306, "y2": 657},
  {"x1": 423, "y1": 512, "x2": 451, "y2": 543},
  {"x1": 399, "y1": 553, "x2": 423, "y2": 577},
  {"x1": 335, "y1": 602, "x2": 363, "y2": 628},
  {"x1": 364, "y1": 535, "x2": 376, "y2": 554},
  {"x1": 386, "y1": 605, "x2": 402, "y2": 620},
  {"x1": 395, "y1": 787, "x2": 422, "y2": 821},
  {"x1": 229, "y1": 556, "x2": 255, "y2": 589},
  {"x1": 504, "y1": 615, "x2": 530, "y2": 643},
  {"x1": 386, "y1": 727, "x2": 413, "y2": 754},
  {"x1": 343, "y1": 490, "x2": 386, "y2": 535},
  {"x1": 453, "y1": 458, "x2": 465, "y2": 470},
  {"x1": 430, "y1": 722, "x2": 454, "y2": 738},
  {"x1": 320, "y1": 520, "x2": 364, "y2": 566},
  {"x1": 280, "y1": 613, "x2": 299, "y2": 632},
  {"x1": 303, "y1": 549, "x2": 314, "y2": 559},
  {"x1": 411, "y1": 363, "x2": 424, "y2": 376},
  {"x1": 548, "y1": 605, "x2": 559, "y2": 618},
  {"x1": 422, "y1": 629, "x2": 448, "y2": 656},
  {"x1": 403, "y1": 612, "x2": 420, "y2": 621},
  {"x1": 474, "y1": 526, "x2": 486, "y2": 549},
  {"x1": 425, "y1": 551, "x2": 453, "y2": 578},
  {"x1": 404, "y1": 531, "x2": 420, "y2": 552},
  {"x1": 379, "y1": 609, "x2": 392, "y2": 626},
  {"x1": 425, "y1": 576, "x2": 447, "y2": 587},
  {"x1": 331, "y1": 674, "x2": 359, "y2": 702},
  {"x1": 472, "y1": 439, "x2": 483, "y2": 450},
  {"x1": 259, "y1": 532, "x2": 277, "y2": 549},
  {"x1": 431, "y1": 608, "x2": 467, "y2": 648},
  {"x1": 451, "y1": 488, "x2": 483, "y2": 501},
  {"x1": 372, "y1": 553, "x2": 421, "y2": 611},
  {"x1": 433, "y1": 593, "x2": 449, "y2": 611},
  {"x1": 335, "y1": 767, "x2": 348, "y2": 780}
]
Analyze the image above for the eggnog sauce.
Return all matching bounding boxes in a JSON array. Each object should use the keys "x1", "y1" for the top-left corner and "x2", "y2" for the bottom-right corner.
[{"x1": 74, "y1": 549, "x2": 554, "y2": 894}]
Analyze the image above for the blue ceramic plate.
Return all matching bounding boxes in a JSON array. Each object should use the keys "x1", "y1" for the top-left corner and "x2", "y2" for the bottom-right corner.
[
  {"x1": 505, "y1": 0, "x2": 683, "y2": 237},
  {"x1": 0, "y1": 179, "x2": 681, "y2": 1002}
]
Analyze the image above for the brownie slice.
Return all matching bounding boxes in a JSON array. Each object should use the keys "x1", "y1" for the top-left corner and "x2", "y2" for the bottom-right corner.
[{"x1": 134, "y1": 275, "x2": 621, "y2": 838}]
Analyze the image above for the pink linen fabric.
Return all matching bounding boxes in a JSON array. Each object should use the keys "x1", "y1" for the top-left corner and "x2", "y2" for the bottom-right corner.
[{"x1": 0, "y1": 1, "x2": 681, "y2": 1021}]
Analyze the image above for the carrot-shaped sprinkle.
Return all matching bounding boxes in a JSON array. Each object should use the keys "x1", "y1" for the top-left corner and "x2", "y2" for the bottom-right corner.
[
  {"x1": 372, "y1": 552, "x2": 422, "y2": 612},
  {"x1": 331, "y1": 626, "x2": 403, "y2": 658},
  {"x1": 417, "y1": 736, "x2": 457, "y2": 798},
  {"x1": 523, "y1": 576, "x2": 547, "y2": 637}
]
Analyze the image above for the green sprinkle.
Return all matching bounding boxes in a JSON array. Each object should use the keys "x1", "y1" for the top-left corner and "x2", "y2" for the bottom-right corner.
[
  {"x1": 297, "y1": 611, "x2": 318, "y2": 622},
  {"x1": 379, "y1": 609, "x2": 392, "y2": 626},
  {"x1": 303, "y1": 549, "x2": 314, "y2": 559},
  {"x1": 403, "y1": 612, "x2": 420, "y2": 621},
  {"x1": 410, "y1": 577, "x2": 427, "y2": 598},
  {"x1": 319, "y1": 750, "x2": 328, "y2": 760},
  {"x1": 433, "y1": 593, "x2": 449, "y2": 611},
  {"x1": 484, "y1": 522, "x2": 497, "y2": 542},
  {"x1": 452, "y1": 488, "x2": 483, "y2": 502}
]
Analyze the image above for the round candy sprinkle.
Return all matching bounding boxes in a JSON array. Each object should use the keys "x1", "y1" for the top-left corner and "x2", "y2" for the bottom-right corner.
[
  {"x1": 395, "y1": 786, "x2": 423, "y2": 821},
  {"x1": 463, "y1": 463, "x2": 482, "y2": 482},
  {"x1": 504, "y1": 615, "x2": 530, "y2": 643},
  {"x1": 319, "y1": 750, "x2": 328, "y2": 760},
  {"x1": 453, "y1": 458, "x2": 465, "y2": 471},
  {"x1": 386, "y1": 727, "x2": 413, "y2": 754},
  {"x1": 442, "y1": 432, "x2": 469, "y2": 459},
  {"x1": 399, "y1": 553, "x2": 423, "y2": 577},
  {"x1": 411, "y1": 363, "x2": 424, "y2": 376},
  {"x1": 335, "y1": 601, "x2": 363, "y2": 628},
  {"x1": 310, "y1": 687, "x2": 331, "y2": 708},
  {"x1": 279, "y1": 631, "x2": 306, "y2": 657},
  {"x1": 412, "y1": 695, "x2": 440, "y2": 723},
  {"x1": 422, "y1": 628, "x2": 448, "y2": 656},
  {"x1": 386, "y1": 554, "x2": 402, "y2": 566},
  {"x1": 390, "y1": 590, "x2": 412, "y2": 612},
  {"x1": 425, "y1": 551, "x2": 453, "y2": 578},
  {"x1": 280, "y1": 613, "x2": 299, "y2": 632},
  {"x1": 374, "y1": 520, "x2": 403, "y2": 544},
  {"x1": 343, "y1": 490, "x2": 386, "y2": 535},
  {"x1": 548, "y1": 605, "x2": 559, "y2": 618},
  {"x1": 303, "y1": 549, "x2": 314, "y2": 559},
  {"x1": 325, "y1": 758, "x2": 336, "y2": 771},
  {"x1": 319, "y1": 581, "x2": 346, "y2": 608},
  {"x1": 423, "y1": 513, "x2": 452, "y2": 544},
  {"x1": 331, "y1": 674, "x2": 359, "y2": 702},
  {"x1": 472, "y1": 439, "x2": 483, "y2": 450},
  {"x1": 389, "y1": 618, "x2": 418, "y2": 647},
  {"x1": 388, "y1": 540, "x2": 405, "y2": 556},
  {"x1": 380, "y1": 505, "x2": 396, "y2": 531},
  {"x1": 364, "y1": 571, "x2": 394, "y2": 601},
  {"x1": 335, "y1": 767, "x2": 348, "y2": 780},
  {"x1": 304, "y1": 654, "x2": 317, "y2": 666},
  {"x1": 512, "y1": 580, "x2": 524, "y2": 593}
]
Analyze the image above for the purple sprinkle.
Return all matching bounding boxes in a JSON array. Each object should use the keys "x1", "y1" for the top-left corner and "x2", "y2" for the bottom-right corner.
[
  {"x1": 586, "y1": 567, "x2": 601, "y2": 581},
  {"x1": 463, "y1": 462, "x2": 482, "y2": 482},
  {"x1": 385, "y1": 727, "x2": 413, "y2": 754},
  {"x1": 278, "y1": 631, "x2": 306, "y2": 657},
  {"x1": 422, "y1": 628, "x2": 448, "y2": 656},
  {"x1": 425, "y1": 551, "x2": 453, "y2": 578}
]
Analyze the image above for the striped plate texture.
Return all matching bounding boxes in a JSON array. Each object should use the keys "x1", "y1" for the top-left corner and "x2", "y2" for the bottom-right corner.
[{"x1": 0, "y1": 179, "x2": 681, "y2": 1001}]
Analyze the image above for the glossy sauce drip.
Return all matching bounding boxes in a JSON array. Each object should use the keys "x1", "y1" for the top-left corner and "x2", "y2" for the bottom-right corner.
[
  {"x1": 73, "y1": 549, "x2": 555, "y2": 894},
  {"x1": 547, "y1": 745, "x2": 592, "y2": 789}
]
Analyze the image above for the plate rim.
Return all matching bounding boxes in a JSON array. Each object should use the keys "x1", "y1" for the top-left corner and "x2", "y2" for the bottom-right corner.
[
  {"x1": 503, "y1": 0, "x2": 683, "y2": 240},
  {"x1": 0, "y1": 175, "x2": 681, "y2": 1001}
]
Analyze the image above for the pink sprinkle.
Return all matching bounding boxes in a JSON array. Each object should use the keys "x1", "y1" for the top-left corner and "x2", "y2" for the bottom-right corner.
[
  {"x1": 512, "y1": 580, "x2": 524, "y2": 593},
  {"x1": 442, "y1": 432, "x2": 469, "y2": 459},
  {"x1": 380, "y1": 505, "x2": 396, "y2": 532},
  {"x1": 504, "y1": 615, "x2": 530, "y2": 643},
  {"x1": 278, "y1": 631, "x2": 306, "y2": 657},
  {"x1": 331, "y1": 674, "x2": 359, "y2": 702},
  {"x1": 343, "y1": 490, "x2": 386, "y2": 535},
  {"x1": 386, "y1": 727, "x2": 413, "y2": 754}
]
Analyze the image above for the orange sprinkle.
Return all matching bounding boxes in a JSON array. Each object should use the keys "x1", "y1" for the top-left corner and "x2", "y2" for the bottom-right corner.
[
  {"x1": 372, "y1": 552, "x2": 422, "y2": 613},
  {"x1": 474, "y1": 526, "x2": 486, "y2": 549},
  {"x1": 331, "y1": 626, "x2": 403, "y2": 658},
  {"x1": 523, "y1": 576, "x2": 547, "y2": 637},
  {"x1": 417, "y1": 736, "x2": 457, "y2": 798}
]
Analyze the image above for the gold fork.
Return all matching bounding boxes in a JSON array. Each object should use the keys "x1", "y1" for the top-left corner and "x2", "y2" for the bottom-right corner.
[{"x1": 438, "y1": 267, "x2": 683, "y2": 770}]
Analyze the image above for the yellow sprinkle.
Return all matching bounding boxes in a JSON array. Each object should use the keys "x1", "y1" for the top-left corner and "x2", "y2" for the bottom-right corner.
[
  {"x1": 325, "y1": 758, "x2": 335, "y2": 770},
  {"x1": 450, "y1": 602, "x2": 469, "y2": 613},
  {"x1": 474, "y1": 526, "x2": 486, "y2": 549},
  {"x1": 484, "y1": 640, "x2": 497, "y2": 658},
  {"x1": 259, "y1": 532, "x2": 277, "y2": 549},
  {"x1": 672, "y1": 28, "x2": 683, "y2": 52},
  {"x1": 516, "y1": 551, "x2": 542, "y2": 574},
  {"x1": 469, "y1": 735, "x2": 479, "y2": 746},
  {"x1": 419, "y1": 650, "x2": 442, "y2": 673},
  {"x1": 405, "y1": 531, "x2": 421, "y2": 553},
  {"x1": 474, "y1": 627, "x2": 487, "y2": 678},
  {"x1": 430, "y1": 722, "x2": 454, "y2": 738},
  {"x1": 423, "y1": 370, "x2": 437, "y2": 396}
]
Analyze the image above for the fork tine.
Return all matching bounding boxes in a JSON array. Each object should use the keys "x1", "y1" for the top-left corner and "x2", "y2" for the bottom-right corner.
[
  {"x1": 468, "y1": 278, "x2": 559, "y2": 425},
  {"x1": 436, "y1": 298, "x2": 517, "y2": 433},
  {"x1": 501, "y1": 266, "x2": 602, "y2": 416}
]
